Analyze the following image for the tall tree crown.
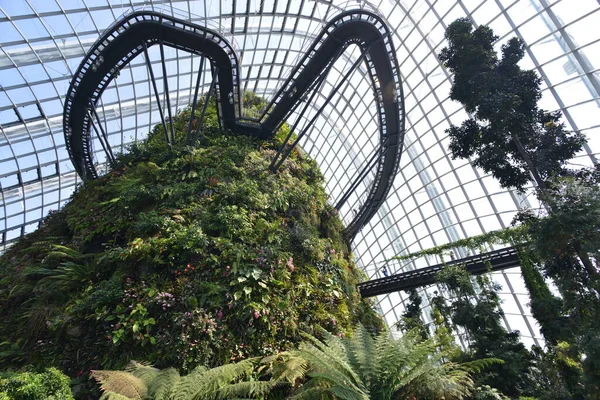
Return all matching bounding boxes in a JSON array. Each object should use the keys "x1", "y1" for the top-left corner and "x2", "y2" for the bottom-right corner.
[{"x1": 439, "y1": 18, "x2": 586, "y2": 191}]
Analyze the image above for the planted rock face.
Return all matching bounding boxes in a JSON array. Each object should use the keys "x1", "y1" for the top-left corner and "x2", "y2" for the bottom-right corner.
[{"x1": 0, "y1": 95, "x2": 381, "y2": 374}]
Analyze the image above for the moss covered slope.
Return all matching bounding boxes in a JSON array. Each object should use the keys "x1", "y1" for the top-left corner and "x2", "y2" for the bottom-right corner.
[{"x1": 0, "y1": 97, "x2": 381, "y2": 374}]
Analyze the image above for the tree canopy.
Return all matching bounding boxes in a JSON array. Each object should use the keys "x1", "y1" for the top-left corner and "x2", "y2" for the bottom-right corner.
[{"x1": 439, "y1": 18, "x2": 586, "y2": 192}]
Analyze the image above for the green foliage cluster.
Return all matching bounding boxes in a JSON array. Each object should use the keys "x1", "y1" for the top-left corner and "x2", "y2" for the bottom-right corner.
[
  {"x1": 0, "y1": 94, "x2": 381, "y2": 383},
  {"x1": 91, "y1": 324, "x2": 484, "y2": 400},
  {"x1": 0, "y1": 368, "x2": 73, "y2": 400},
  {"x1": 394, "y1": 223, "x2": 599, "y2": 398},
  {"x1": 439, "y1": 18, "x2": 586, "y2": 192},
  {"x1": 517, "y1": 173, "x2": 600, "y2": 398},
  {"x1": 428, "y1": 16, "x2": 600, "y2": 400},
  {"x1": 396, "y1": 289, "x2": 428, "y2": 341},
  {"x1": 388, "y1": 226, "x2": 528, "y2": 263},
  {"x1": 434, "y1": 267, "x2": 533, "y2": 398}
]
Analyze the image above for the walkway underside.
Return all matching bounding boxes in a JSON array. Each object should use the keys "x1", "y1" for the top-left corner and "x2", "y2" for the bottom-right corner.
[
  {"x1": 357, "y1": 247, "x2": 521, "y2": 297},
  {"x1": 63, "y1": 9, "x2": 405, "y2": 241}
]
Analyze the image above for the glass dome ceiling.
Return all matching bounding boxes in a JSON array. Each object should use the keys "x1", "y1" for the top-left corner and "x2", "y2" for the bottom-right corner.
[{"x1": 1, "y1": 0, "x2": 599, "y2": 347}]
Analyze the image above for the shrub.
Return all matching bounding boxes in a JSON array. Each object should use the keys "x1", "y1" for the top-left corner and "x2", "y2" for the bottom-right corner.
[{"x1": 0, "y1": 368, "x2": 73, "y2": 400}]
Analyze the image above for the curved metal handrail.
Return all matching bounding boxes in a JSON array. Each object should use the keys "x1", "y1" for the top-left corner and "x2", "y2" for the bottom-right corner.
[
  {"x1": 63, "y1": 11, "x2": 242, "y2": 179},
  {"x1": 260, "y1": 10, "x2": 403, "y2": 240},
  {"x1": 63, "y1": 9, "x2": 405, "y2": 242}
]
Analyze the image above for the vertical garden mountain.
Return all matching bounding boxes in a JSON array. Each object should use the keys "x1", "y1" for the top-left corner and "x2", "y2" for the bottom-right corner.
[{"x1": 0, "y1": 96, "x2": 381, "y2": 376}]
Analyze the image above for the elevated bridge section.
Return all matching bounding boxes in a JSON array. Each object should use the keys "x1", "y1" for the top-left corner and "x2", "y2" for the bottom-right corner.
[{"x1": 357, "y1": 247, "x2": 521, "y2": 297}]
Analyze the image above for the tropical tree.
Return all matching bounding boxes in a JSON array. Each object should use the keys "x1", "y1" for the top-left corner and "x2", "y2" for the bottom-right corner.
[
  {"x1": 525, "y1": 171, "x2": 600, "y2": 282},
  {"x1": 438, "y1": 17, "x2": 586, "y2": 193},
  {"x1": 396, "y1": 288, "x2": 429, "y2": 340},
  {"x1": 439, "y1": 19, "x2": 600, "y2": 396},
  {"x1": 438, "y1": 17, "x2": 596, "y2": 278}
]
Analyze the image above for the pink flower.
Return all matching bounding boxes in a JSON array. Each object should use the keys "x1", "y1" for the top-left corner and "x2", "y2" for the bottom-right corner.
[
  {"x1": 253, "y1": 310, "x2": 260, "y2": 319},
  {"x1": 217, "y1": 310, "x2": 223, "y2": 320}
]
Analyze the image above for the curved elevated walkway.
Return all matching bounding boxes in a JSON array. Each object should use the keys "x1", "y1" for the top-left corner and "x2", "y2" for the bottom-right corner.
[{"x1": 63, "y1": 9, "x2": 405, "y2": 241}]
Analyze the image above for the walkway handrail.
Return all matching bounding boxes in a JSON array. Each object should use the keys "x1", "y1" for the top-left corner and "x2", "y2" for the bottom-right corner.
[{"x1": 63, "y1": 11, "x2": 242, "y2": 180}]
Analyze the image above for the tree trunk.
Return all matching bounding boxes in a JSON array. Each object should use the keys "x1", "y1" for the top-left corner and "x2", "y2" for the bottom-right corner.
[
  {"x1": 573, "y1": 241, "x2": 598, "y2": 280},
  {"x1": 511, "y1": 134, "x2": 598, "y2": 280},
  {"x1": 511, "y1": 133, "x2": 548, "y2": 193}
]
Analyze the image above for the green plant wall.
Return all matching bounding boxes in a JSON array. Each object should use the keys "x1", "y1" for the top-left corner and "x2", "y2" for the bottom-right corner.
[{"x1": 0, "y1": 95, "x2": 382, "y2": 376}]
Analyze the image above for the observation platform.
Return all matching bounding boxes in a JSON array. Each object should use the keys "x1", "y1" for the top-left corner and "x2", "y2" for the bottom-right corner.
[
  {"x1": 357, "y1": 247, "x2": 521, "y2": 297},
  {"x1": 63, "y1": 9, "x2": 405, "y2": 241}
]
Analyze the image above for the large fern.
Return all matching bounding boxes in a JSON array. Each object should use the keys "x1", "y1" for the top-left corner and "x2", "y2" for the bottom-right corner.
[
  {"x1": 288, "y1": 324, "x2": 479, "y2": 400},
  {"x1": 92, "y1": 359, "x2": 274, "y2": 400},
  {"x1": 148, "y1": 368, "x2": 182, "y2": 400},
  {"x1": 91, "y1": 325, "x2": 491, "y2": 400},
  {"x1": 27, "y1": 244, "x2": 100, "y2": 294}
]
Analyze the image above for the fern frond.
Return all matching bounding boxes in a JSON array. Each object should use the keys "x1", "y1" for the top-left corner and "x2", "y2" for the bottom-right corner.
[
  {"x1": 298, "y1": 332, "x2": 364, "y2": 390},
  {"x1": 329, "y1": 383, "x2": 370, "y2": 400},
  {"x1": 287, "y1": 385, "x2": 329, "y2": 400},
  {"x1": 314, "y1": 327, "x2": 346, "y2": 360},
  {"x1": 171, "y1": 366, "x2": 208, "y2": 400},
  {"x1": 148, "y1": 367, "x2": 180, "y2": 400},
  {"x1": 126, "y1": 361, "x2": 160, "y2": 388},
  {"x1": 344, "y1": 324, "x2": 376, "y2": 389},
  {"x1": 267, "y1": 352, "x2": 308, "y2": 384},
  {"x1": 91, "y1": 370, "x2": 148, "y2": 400},
  {"x1": 48, "y1": 244, "x2": 83, "y2": 259},
  {"x1": 405, "y1": 362, "x2": 474, "y2": 400},
  {"x1": 459, "y1": 357, "x2": 505, "y2": 374},
  {"x1": 174, "y1": 358, "x2": 257, "y2": 400},
  {"x1": 215, "y1": 380, "x2": 280, "y2": 399}
]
